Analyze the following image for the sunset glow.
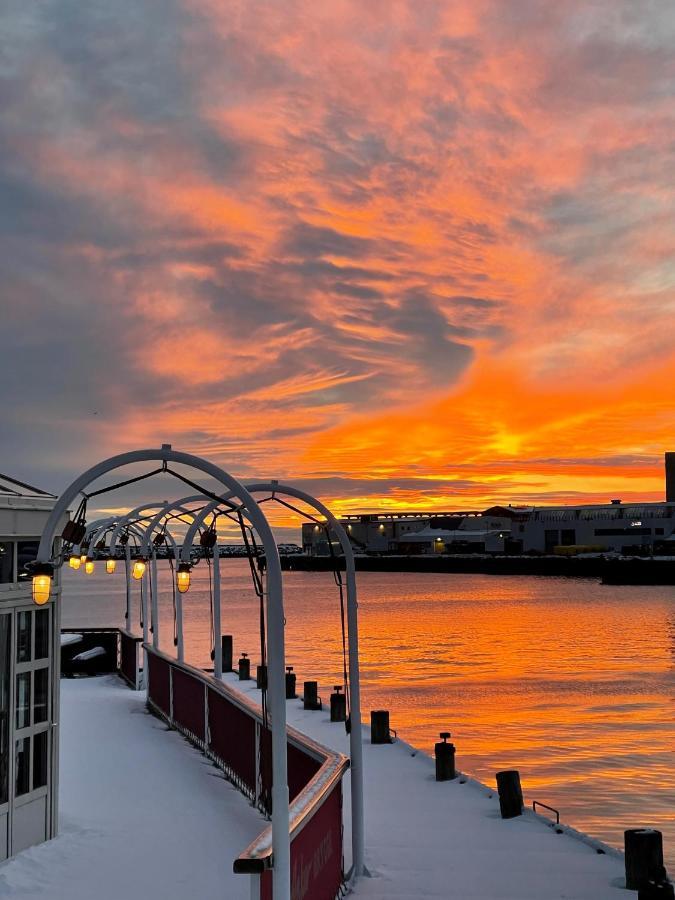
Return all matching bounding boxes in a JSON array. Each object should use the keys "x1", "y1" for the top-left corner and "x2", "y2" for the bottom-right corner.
[{"x1": 4, "y1": 1, "x2": 675, "y2": 511}]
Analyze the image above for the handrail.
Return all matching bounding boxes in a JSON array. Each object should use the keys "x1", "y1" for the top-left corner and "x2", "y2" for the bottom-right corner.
[
  {"x1": 143, "y1": 645, "x2": 349, "y2": 879},
  {"x1": 533, "y1": 800, "x2": 560, "y2": 825}
]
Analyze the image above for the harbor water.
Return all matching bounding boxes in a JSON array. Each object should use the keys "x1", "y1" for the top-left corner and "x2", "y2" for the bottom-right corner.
[{"x1": 62, "y1": 563, "x2": 675, "y2": 868}]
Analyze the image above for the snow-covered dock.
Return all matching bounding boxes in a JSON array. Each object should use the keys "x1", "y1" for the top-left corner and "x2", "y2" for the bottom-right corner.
[
  {"x1": 0, "y1": 676, "x2": 262, "y2": 900},
  {"x1": 228, "y1": 674, "x2": 631, "y2": 900},
  {"x1": 2, "y1": 673, "x2": 632, "y2": 900}
]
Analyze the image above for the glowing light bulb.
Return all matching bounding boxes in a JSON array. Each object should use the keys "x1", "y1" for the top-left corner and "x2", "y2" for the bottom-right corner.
[
  {"x1": 85, "y1": 560, "x2": 95, "y2": 574},
  {"x1": 176, "y1": 563, "x2": 191, "y2": 594},
  {"x1": 80, "y1": 554, "x2": 87, "y2": 564},
  {"x1": 32, "y1": 564, "x2": 53, "y2": 605},
  {"x1": 69, "y1": 556, "x2": 81, "y2": 570},
  {"x1": 106, "y1": 559, "x2": 116, "y2": 574},
  {"x1": 132, "y1": 559, "x2": 146, "y2": 580}
]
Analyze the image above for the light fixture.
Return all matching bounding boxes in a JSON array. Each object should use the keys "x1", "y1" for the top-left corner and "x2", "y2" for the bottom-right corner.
[
  {"x1": 106, "y1": 559, "x2": 117, "y2": 574},
  {"x1": 176, "y1": 563, "x2": 191, "y2": 594},
  {"x1": 69, "y1": 555, "x2": 81, "y2": 570},
  {"x1": 32, "y1": 563, "x2": 53, "y2": 605},
  {"x1": 85, "y1": 560, "x2": 95, "y2": 575},
  {"x1": 132, "y1": 559, "x2": 146, "y2": 580},
  {"x1": 80, "y1": 553, "x2": 87, "y2": 564}
]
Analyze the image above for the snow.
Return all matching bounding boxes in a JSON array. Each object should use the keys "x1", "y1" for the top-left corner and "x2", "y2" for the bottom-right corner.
[
  {"x1": 0, "y1": 672, "x2": 634, "y2": 900},
  {"x1": 226, "y1": 674, "x2": 633, "y2": 900},
  {"x1": 59, "y1": 633, "x2": 82, "y2": 646},
  {"x1": 0, "y1": 676, "x2": 263, "y2": 900}
]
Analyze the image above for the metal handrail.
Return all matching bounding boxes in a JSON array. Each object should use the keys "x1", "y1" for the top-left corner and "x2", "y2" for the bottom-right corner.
[{"x1": 533, "y1": 800, "x2": 560, "y2": 825}]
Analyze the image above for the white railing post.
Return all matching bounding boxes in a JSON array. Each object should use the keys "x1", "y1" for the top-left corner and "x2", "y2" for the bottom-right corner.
[
  {"x1": 151, "y1": 547, "x2": 159, "y2": 650},
  {"x1": 124, "y1": 544, "x2": 132, "y2": 630},
  {"x1": 213, "y1": 549, "x2": 222, "y2": 678}
]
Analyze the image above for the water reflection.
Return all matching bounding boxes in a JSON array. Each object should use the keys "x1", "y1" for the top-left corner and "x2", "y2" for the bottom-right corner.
[{"x1": 63, "y1": 564, "x2": 675, "y2": 866}]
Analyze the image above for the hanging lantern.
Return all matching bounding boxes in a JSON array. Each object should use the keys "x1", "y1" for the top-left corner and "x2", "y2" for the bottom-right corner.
[
  {"x1": 80, "y1": 553, "x2": 87, "y2": 564},
  {"x1": 32, "y1": 563, "x2": 53, "y2": 605},
  {"x1": 132, "y1": 559, "x2": 146, "y2": 580},
  {"x1": 176, "y1": 563, "x2": 191, "y2": 594},
  {"x1": 106, "y1": 558, "x2": 117, "y2": 574},
  {"x1": 69, "y1": 555, "x2": 81, "y2": 570},
  {"x1": 85, "y1": 560, "x2": 95, "y2": 575}
]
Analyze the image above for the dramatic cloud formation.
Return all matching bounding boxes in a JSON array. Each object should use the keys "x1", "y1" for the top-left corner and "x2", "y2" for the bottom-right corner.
[{"x1": 2, "y1": 0, "x2": 675, "y2": 517}]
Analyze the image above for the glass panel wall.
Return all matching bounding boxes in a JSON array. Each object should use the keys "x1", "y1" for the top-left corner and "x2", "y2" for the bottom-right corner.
[{"x1": 0, "y1": 543, "x2": 13, "y2": 584}]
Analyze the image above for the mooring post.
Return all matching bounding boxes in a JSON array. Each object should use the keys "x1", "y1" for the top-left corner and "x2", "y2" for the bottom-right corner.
[
  {"x1": 238, "y1": 652, "x2": 250, "y2": 681},
  {"x1": 435, "y1": 732, "x2": 456, "y2": 781},
  {"x1": 371, "y1": 710, "x2": 393, "y2": 744},
  {"x1": 285, "y1": 665, "x2": 296, "y2": 699},
  {"x1": 221, "y1": 635, "x2": 233, "y2": 672},
  {"x1": 303, "y1": 680, "x2": 321, "y2": 710},
  {"x1": 496, "y1": 770, "x2": 523, "y2": 819},
  {"x1": 625, "y1": 829, "x2": 666, "y2": 890},
  {"x1": 330, "y1": 685, "x2": 347, "y2": 722}
]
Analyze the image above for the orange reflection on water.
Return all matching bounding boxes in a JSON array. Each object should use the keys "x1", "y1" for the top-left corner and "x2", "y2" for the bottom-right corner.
[{"x1": 63, "y1": 565, "x2": 675, "y2": 864}]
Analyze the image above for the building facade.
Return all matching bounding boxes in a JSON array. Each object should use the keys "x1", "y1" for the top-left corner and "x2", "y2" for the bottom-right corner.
[{"x1": 0, "y1": 475, "x2": 62, "y2": 861}]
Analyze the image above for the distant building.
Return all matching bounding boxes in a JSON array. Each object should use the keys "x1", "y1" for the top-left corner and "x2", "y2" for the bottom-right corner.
[
  {"x1": 302, "y1": 453, "x2": 675, "y2": 557},
  {"x1": 0, "y1": 473, "x2": 63, "y2": 861}
]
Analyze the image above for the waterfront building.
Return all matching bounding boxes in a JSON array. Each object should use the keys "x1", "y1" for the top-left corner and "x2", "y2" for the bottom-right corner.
[{"x1": 0, "y1": 474, "x2": 63, "y2": 861}]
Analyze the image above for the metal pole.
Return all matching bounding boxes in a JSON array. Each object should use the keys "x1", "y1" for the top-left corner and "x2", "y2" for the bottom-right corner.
[
  {"x1": 212, "y1": 548, "x2": 222, "y2": 679},
  {"x1": 125, "y1": 544, "x2": 132, "y2": 630},
  {"x1": 151, "y1": 547, "x2": 159, "y2": 650},
  {"x1": 344, "y1": 557, "x2": 365, "y2": 876},
  {"x1": 176, "y1": 570, "x2": 185, "y2": 662}
]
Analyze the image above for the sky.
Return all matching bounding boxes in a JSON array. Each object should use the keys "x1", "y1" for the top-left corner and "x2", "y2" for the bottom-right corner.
[{"x1": 3, "y1": 0, "x2": 675, "y2": 526}]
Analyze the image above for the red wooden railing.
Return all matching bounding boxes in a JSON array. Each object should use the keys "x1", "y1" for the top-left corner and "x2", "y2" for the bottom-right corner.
[{"x1": 144, "y1": 645, "x2": 348, "y2": 900}]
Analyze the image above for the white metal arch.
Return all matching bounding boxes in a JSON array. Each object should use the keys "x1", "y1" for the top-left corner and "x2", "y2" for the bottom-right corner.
[
  {"x1": 36, "y1": 446, "x2": 291, "y2": 900},
  {"x1": 180, "y1": 480, "x2": 365, "y2": 879}
]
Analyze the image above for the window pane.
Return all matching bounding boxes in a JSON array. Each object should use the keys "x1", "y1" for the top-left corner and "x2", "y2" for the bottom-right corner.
[
  {"x1": 15, "y1": 737, "x2": 30, "y2": 796},
  {"x1": 16, "y1": 672, "x2": 31, "y2": 729},
  {"x1": 0, "y1": 615, "x2": 9, "y2": 804},
  {"x1": 34, "y1": 609, "x2": 49, "y2": 660},
  {"x1": 33, "y1": 731, "x2": 48, "y2": 790},
  {"x1": 0, "y1": 542, "x2": 13, "y2": 584},
  {"x1": 34, "y1": 668, "x2": 48, "y2": 724},
  {"x1": 17, "y1": 610, "x2": 32, "y2": 662},
  {"x1": 16, "y1": 541, "x2": 39, "y2": 584}
]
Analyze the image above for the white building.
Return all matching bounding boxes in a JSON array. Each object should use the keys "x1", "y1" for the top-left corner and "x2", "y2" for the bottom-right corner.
[
  {"x1": 0, "y1": 473, "x2": 62, "y2": 861},
  {"x1": 519, "y1": 501, "x2": 675, "y2": 555}
]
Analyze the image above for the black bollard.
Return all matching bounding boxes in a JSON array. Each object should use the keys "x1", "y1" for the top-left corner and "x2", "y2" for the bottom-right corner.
[
  {"x1": 496, "y1": 770, "x2": 523, "y2": 819},
  {"x1": 238, "y1": 652, "x2": 250, "y2": 681},
  {"x1": 435, "y1": 732, "x2": 456, "y2": 781},
  {"x1": 371, "y1": 710, "x2": 394, "y2": 744},
  {"x1": 221, "y1": 635, "x2": 233, "y2": 672},
  {"x1": 330, "y1": 686, "x2": 347, "y2": 722},
  {"x1": 626, "y1": 829, "x2": 666, "y2": 890},
  {"x1": 256, "y1": 664, "x2": 267, "y2": 690},
  {"x1": 638, "y1": 881, "x2": 675, "y2": 900},
  {"x1": 303, "y1": 681, "x2": 322, "y2": 711},
  {"x1": 285, "y1": 666, "x2": 297, "y2": 699}
]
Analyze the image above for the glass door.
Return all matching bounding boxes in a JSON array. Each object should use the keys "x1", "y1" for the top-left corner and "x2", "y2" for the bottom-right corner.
[{"x1": 11, "y1": 606, "x2": 51, "y2": 855}]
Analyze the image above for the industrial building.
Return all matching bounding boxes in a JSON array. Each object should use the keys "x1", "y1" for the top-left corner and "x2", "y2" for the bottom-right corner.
[{"x1": 302, "y1": 453, "x2": 675, "y2": 557}]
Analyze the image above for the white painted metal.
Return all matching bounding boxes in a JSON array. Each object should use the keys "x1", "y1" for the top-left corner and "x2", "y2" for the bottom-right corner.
[
  {"x1": 124, "y1": 544, "x2": 132, "y2": 628},
  {"x1": 150, "y1": 549, "x2": 159, "y2": 651},
  {"x1": 180, "y1": 480, "x2": 366, "y2": 878},
  {"x1": 35, "y1": 448, "x2": 291, "y2": 900},
  {"x1": 212, "y1": 547, "x2": 222, "y2": 679}
]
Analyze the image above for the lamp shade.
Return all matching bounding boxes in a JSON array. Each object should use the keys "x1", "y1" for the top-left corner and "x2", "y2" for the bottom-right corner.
[
  {"x1": 176, "y1": 563, "x2": 191, "y2": 594},
  {"x1": 132, "y1": 559, "x2": 146, "y2": 580}
]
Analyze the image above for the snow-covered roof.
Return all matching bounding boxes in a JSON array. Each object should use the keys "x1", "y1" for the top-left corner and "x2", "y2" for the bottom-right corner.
[{"x1": 395, "y1": 527, "x2": 505, "y2": 542}]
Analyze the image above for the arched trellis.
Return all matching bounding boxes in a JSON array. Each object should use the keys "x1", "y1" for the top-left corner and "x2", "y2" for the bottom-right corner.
[
  {"x1": 34, "y1": 446, "x2": 292, "y2": 900},
  {"x1": 179, "y1": 479, "x2": 366, "y2": 879}
]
